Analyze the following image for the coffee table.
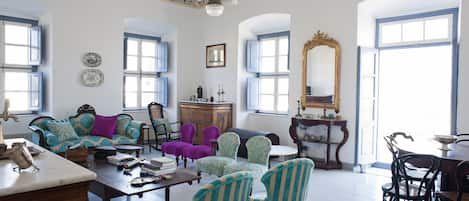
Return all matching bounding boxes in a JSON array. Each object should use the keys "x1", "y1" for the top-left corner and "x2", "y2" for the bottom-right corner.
[
  {"x1": 269, "y1": 145, "x2": 298, "y2": 168},
  {"x1": 88, "y1": 158, "x2": 200, "y2": 201}
]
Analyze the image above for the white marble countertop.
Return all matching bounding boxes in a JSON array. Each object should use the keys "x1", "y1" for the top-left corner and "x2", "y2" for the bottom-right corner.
[
  {"x1": 179, "y1": 100, "x2": 233, "y2": 105},
  {"x1": 0, "y1": 138, "x2": 96, "y2": 197}
]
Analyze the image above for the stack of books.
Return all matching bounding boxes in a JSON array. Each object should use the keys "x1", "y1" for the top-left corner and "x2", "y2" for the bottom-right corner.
[
  {"x1": 107, "y1": 153, "x2": 136, "y2": 166},
  {"x1": 141, "y1": 157, "x2": 177, "y2": 176}
]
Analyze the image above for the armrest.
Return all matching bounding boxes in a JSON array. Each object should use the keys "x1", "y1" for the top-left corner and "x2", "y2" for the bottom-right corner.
[
  {"x1": 127, "y1": 120, "x2": 145, "y2": 141},
  {"x1": 456, "y1": 133, "x2": 469, "y2": 136},
  {"x1": 29, "y1": 125, "x2": 46, "y2": 147},
  {"x1": 29, "y1": 125, "x2": 59, "y2": 147}
]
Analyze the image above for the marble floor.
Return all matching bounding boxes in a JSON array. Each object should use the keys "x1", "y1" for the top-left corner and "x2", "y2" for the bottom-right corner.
[{"x1": 89, "y1": 149, "x2": 390, "y2": 201}]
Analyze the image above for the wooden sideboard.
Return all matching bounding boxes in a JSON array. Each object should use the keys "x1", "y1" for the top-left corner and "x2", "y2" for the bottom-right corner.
[
  {"x1": 289, "y1": 117, "x2": 349, "y2": 170},
  {"x1": 179, "y1": 101, "x2": 233, "y2": 144}
]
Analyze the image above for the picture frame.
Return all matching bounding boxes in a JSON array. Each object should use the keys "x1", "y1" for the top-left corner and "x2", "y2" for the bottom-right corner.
[{"x1": 206, "y1": 43, "x2": 226, "y2": 68}]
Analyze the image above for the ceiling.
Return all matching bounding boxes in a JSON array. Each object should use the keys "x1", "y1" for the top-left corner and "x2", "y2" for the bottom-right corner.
[{"x1": 360, "y1": 0, "x2": 460, "y2": 18}]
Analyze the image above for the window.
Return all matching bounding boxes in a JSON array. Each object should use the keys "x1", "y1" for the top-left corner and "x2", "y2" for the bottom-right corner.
[
  {"x1": 0, "y1": 18, "x2": 43, "y2": 114},
  {"x1": 123, "y1": 33, "x2": 168, "y2": 109},
  {"x1": 246, "y1": 32, "x2": 290, "y2": 114},
  {"x1": 378, "y1": 14, "x2": 453, "y2": 47}
]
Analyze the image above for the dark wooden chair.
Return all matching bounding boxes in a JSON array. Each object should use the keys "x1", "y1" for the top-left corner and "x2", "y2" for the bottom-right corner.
[
  {"x1": 147, "y1": 102, "x2": 180, "y2": 151},
  {"x1": 383, "y1": 154, "x2": 441, "y2": 201},
  {"x1": 456, "y1": 134, "x2": 469, "y2": 144},
  {"x1": 437, "y1": 161, "x2": 469, "y2": 201}
]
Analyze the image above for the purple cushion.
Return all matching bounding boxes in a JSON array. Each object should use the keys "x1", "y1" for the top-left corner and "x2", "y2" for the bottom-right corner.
[
  {"x1": 162, "y1": 141, "x2": 193, "y2": 156},
  {"x1": 182, "y1": 145, "x2": 213, "y2": 160},
  {"x1": 91, "y1": 115, "x2": 118, "y2": 139}
]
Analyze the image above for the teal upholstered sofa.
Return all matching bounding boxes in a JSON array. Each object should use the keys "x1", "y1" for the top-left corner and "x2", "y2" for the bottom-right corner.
[{"x1": 29, "y1": 104, "x2": 145, "y2": 153}]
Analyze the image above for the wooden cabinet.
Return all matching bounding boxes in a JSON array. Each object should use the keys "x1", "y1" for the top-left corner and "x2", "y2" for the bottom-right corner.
[{"x1": 179, "y1": 101, "x2": 233, "y2": 144}]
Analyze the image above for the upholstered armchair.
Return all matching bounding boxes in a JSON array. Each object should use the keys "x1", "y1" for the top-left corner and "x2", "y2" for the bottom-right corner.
[
  {"x1": 148, "y1": 102, "x2": 180, "y2": 150},
  {"x1": 196, "y1": 132, "x2": 240, "y2": 177},
  {"x1": 251, "y1": 158, "x2": 315, "y2": 201},
  {"x1": 223, "y1": 136, "x2": 271, "y2": 179},
  {"x1": 182, "y1": 126, "x2": 220, "y2": 168},
  {"x1": 161, "y1": 123, "x2": 196, "y2": 165},
  {"x1": 193, "y1": 171, "x2": 253, "y2": 201}
]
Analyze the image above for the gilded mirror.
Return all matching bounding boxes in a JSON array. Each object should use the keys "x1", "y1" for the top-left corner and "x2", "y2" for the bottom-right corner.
[{"x1": 302, "y1": 31, "x2": 341, "y2": 112}]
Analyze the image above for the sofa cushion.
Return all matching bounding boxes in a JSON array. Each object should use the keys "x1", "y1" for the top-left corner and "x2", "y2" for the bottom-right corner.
[
  {"x1": 116, "y1": 116, "x2": 131, "y2": 135},
  {"x1": 91, "y1": 115, "x2": 118, "y2": 139},
  {"x1": 223, "y1": 162, "x2": 268, "y2": 179},
  {"x1": 69, "y1": 113, "x2": 95, "y2": 136},
  {"x1": 49, "y1": 135, "x2": 138, "y2": 153},
  {"x1": 47, "y1": 120, "x2": 80, "y2": 142},
  {"x1": 49, "y1": 139, "x2": 81, "y2": 153},
  {"x1": 195, "y1": 156, "x2": 236, "y2": 177}
]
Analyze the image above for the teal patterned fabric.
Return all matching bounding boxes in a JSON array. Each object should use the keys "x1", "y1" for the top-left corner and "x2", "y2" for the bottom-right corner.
[
  {"x1": 30, "y1": 117, "x2": 51, "y2": 130},
  {"x1": 218, "y1": 132, "x2": 241, "y2": 158},
  {"x1": 196, "y1": 133, "x2": 241, "y2": 177},
  {"x1": 126, "y1": 120, "x2": 143, "y2": 139},
  {"x1": 251, "y1": 158, "x2": 315, "y2": 201},
  {"x1": 193, "y1": 171, "x2": 253, "y2": 201},
  {"x1": 47, "y1": 119, "x2": 80, "y2": 142},
  {"x1": 69, "y1": 113, "x2": 95, "y2": 136},
  {"x1": 152, "y1": 118, "x2": 173, "y2": 134},
  {"x1": 49, "y1": 135, "x2": 137, "y2": 153},
  {"x1": 223, "y1": 136, "x2": 271, "y2": 178},
  {"x1": 116, "y1": 115, "x2": 131, "y2": 135},
  {"x1": 44, "y1": 130, "x2": 60, "y2": 146}
]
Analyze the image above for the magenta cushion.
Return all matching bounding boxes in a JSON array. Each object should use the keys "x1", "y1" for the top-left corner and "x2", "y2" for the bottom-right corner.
[{"x1": 91, "y1": 115, "x2": 118, "y2": 139}]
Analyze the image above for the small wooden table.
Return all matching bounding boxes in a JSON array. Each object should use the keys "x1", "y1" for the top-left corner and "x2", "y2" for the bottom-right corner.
[
  {"x1": 269, "y1": 145, "x2": 298, "y2": 168},
  {"x1": 88, "y1": 158, "x2": 200, "y2": 201}
]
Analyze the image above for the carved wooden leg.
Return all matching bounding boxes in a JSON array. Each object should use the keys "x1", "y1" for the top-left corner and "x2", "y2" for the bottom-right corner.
[
  {"x1": 184, "y1": 158, "x2": 188, "y2": 168},
  {"x1": 197, "y1": 171, "x2": 201, "y2": 184}
]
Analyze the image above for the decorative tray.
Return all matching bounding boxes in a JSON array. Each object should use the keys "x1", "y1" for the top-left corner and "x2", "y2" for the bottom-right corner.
[{"x1": 0, "y1": 146, "x2": 43, "y2": 160}]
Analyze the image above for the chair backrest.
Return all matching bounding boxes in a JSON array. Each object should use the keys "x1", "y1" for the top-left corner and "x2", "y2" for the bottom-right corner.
[
  {"x1": 391, "y1": 154, "x2": 441, "y2": 200},
  {"x1": 456, "y1": 161, "x2": 469, "y2": 201},
  {"x1": 192, "y1": 171, "x2": 253, "y2": 201},
  {"x1": 261, "y1": 158, "x2": 314, "y2": 201},
  {"x1": 202, "y1": 126, "x2": 221, "y2": 146},
  {"x1": 148, "y1": 102, "x2": 164, "y2": 121},
  {"x1": 384, "y1": 132, "x2": 414, "y2": 161},
  {"x1": 180, "y1": 123, "x2": 196, "y2": 143},
  {"x1": 217, "y1": 132, "x2": 240, "y2": 159},
  {"x1": 246, "y1": 136, "x2": 271, "y2": 165}
]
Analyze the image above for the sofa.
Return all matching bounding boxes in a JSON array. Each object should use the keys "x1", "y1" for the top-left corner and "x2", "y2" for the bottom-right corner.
[
  {"x1": 226, "y1": 128, "x2": 280, "y2": 158},
  {"x1": 29, "y1": 104, "x2": 145, "y2": 153}
]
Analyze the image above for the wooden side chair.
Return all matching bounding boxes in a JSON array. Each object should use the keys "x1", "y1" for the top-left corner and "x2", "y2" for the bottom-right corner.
[
  {"x1": 437, "y1": 161, "x2": 469, "y2": 201},
  {"x1": 147, "y1": 102, "x2": 180, "y2": 150}
]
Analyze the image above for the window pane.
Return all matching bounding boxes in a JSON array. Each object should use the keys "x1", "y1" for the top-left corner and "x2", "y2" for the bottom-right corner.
[
  {"x1": 127, "y1": 39, "x2": 138, "y2": 55},
  {"x1": 261, "y1": 39, "x2": 276, "y2": 56},
  {"x1": 5, "y1": 92, "x2": 28, "y2": 111},
  {"x1": 425, "y1": 18, "x2": 449, "y2": 40},
  {"x1": 5, "y1": 72, "x2": 29, "y2": 91},
  {"x1": 126, "y1": 56, "x2": 138, "y2": 71},
  {"x1": 279, "y1": 38, "x2": 289, "y2": 55},
  {"x1": 141, "y1": 57, "x2": 156, "y2": 72},
  {"x1": 5, "y1": 24, "x2": 28, "y2": 45},
  {"x1": 5, "y1": 45, "x2": 28, "y2": 65},
  {"x1": 277, "y1": 95, "x2": 289, "y2": 112},
  {"x1": 124, "y1": 76, "x2": 138, "y2": 91},
  {"x1": 142, "y1": 41, "x2": 156, "y2": 57},
  {"x1": 402, "y1": 21, "x2": 423, "y2": 42},
  {"x1": 141, "y1": 92, "x2": 156, "y2": 106},
  {"x1": 278, "y1": 78, "x2": 289, "y2": 94},
  {"x1": 260, "y1": 95, "x2": 274, "y2": 111},
  {"x1": 381, "y1": 23, "x2": 401, "y2": 44},
  {"x1": 260, "y1": 57, "x2": 275, "y2": 73},
  {"x1": 278, "y1": 55, "x2": 289, "y2": 72},
  {"x1": 141, "y1": 77, "x2": 156, "y2": 92},
  {"x1": 125, "y1": 92, "x2": 138, "y2": 108},
  {"x1": 260, "y1": 78, "x2": 274, "y2": 94}
]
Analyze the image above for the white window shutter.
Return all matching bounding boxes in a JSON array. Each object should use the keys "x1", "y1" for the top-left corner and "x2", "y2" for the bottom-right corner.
[
  {"x1": 28, "y1": 25, "x2": 42, "y2": 65},
  {"x1": 156, "y1": 42, "x2": 169, "y2": 72},
  {"x1": 28, "y1": 72, "x2": 43, "y2": 112},
  {"x1": 157, "y1": 77, "x2": 168, "y2": 107},
  {"x1": 246, "y1": 40, "x2": 260, "y2": 73},
  {"x1": 246, "y1": 77, "x2": 260, "y2": 110}
]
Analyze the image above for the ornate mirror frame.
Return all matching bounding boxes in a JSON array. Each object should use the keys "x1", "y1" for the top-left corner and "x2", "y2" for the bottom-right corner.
[{"x1": 301, "y1": 31, "x2": 341, "y2": 112}]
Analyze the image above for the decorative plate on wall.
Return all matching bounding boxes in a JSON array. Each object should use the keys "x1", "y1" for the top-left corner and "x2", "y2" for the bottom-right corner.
[
  {"x1": 81, "y1": 69, "x2": 104, "y2": 87},
  {"x1": 82, "y1": 52, "x2": 102, "y2": 67}
]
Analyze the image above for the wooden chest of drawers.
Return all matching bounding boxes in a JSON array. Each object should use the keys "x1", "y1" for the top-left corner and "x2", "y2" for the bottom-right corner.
[{"x1": 179, "y1": 101, "x2": 233, "y2": 144}]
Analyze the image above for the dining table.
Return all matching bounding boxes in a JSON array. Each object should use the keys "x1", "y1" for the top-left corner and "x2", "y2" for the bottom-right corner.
[{"x1": 396, "y1": 137, "x2": 469, "y2": 191}]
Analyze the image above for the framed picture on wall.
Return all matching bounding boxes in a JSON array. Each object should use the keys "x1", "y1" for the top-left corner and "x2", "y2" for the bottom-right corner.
[{"x1": 206, "y1": 43, "x2": 226, "y2": 68}]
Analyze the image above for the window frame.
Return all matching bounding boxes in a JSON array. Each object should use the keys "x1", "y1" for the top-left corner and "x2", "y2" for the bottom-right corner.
[
  {"x1": 123, "y1": 33, "x2": 162, "y2": 110},
  {"x1": 0, "y1": 16, "x2": 40, "y2": 115},
  {"x1": 256, "y1": 31, "x2": 290, "y2": 114}
]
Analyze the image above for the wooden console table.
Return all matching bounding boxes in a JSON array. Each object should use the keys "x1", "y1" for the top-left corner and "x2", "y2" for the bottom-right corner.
[{"x1": 289, "y1": 117, "x2": 349, "y2": 169}]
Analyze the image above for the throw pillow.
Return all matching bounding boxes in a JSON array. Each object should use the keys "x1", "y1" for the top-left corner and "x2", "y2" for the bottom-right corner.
[
  {"x1": 47, "y1": 120, "x2": 80, "y2": 142},
  {"x1": 91, "y1": 115, "x2": 118, "y2": 139},
  {"x1": 116, "y1": 116, "x2": 131, "y2": 136}
]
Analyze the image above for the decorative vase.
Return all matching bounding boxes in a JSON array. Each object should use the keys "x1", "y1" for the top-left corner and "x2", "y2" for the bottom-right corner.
[{"x1": 0, "y1": 122, "x2": 4, "y2": 144}]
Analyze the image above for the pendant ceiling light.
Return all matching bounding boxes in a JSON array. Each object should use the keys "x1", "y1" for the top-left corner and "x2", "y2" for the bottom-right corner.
[{"x1": 205, "y1": 0, "x2": 224, "y2": 16}]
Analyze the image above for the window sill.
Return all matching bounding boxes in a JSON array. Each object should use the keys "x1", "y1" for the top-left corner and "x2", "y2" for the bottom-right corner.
[
  {"x1": 123, "y1": 108, "x2": 147, "y2": 113},
  {"x1": 249, "y1": 112, "x2": 289, "y2": 118}
]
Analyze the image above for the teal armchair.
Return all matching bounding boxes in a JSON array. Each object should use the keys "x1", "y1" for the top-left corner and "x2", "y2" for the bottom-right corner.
[
  {"x1": 193, "y1": 171, "x2": 253, "y2": 201},
  {"x1": 196, "y1": 132, "x2": 241, "y2": 177},
  {"x1": 251, "y1": 158, "x2": 315, "y2": 201},
  {"x1": 223, "y1": 136, "x2": 271, "y2": 179}
]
